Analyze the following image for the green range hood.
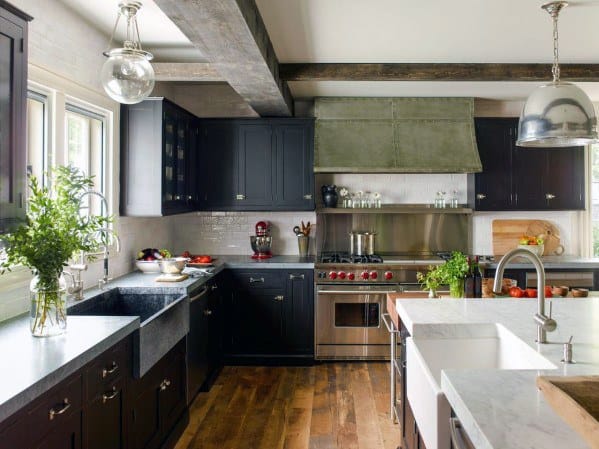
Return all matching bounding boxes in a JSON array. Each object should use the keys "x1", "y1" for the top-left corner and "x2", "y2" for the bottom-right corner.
[{"x1": 314, "y1": 97, "x2": 482, "y2": 173}]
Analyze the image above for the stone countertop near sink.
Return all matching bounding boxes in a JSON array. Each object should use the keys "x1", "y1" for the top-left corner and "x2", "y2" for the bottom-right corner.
[
  {"x1": 482, "y1": 255, "x2": 599, "y2": 269},
  {"x1": 394, "y1": 296, "x2": 599, "y2": 449},
  {"x1": 0, "y1": 314, "x2": 139, "y2": 423}
]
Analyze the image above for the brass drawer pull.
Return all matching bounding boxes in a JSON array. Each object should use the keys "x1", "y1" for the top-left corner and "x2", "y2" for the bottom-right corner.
[
  {"x1": 102, "y1": 361, "x2": 119, "y2": 378},
  {"x1": 274, "y1": 295, "x2": 284, "y2": 302},
  {"x1": 249, "y1": 277, "x2": 264, "y2": 284},
  {"x1": 102, "y1": 386, "x2": 118, "y2": 403},
  {"x1": 289, "y1": 274, "x2": 305, "y2": 280},
  {"x1": 49, "y1": 398, "x2": 71, "y2": 421},
  {"x1": 235, "y1": 194, "x2": 245, "y2": 200},
  {"x1": 160, "y1": 379, "x2": 171, "y2": 391}
]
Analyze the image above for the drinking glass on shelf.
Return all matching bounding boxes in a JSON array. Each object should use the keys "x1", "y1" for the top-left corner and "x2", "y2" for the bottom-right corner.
[
  {"x1": 373, "y1": 192, "x2": 382, "y2": 208},
  {"x1": 354, "y1": 191, "x2": 363, "y2": 208},
  {"x1": 450, "y1": 190, "x2": 459, "y2": 208},
  {"x1": 363, "y1": 191, "x2": 371, "y2": 208},
  {"x1": 434, "y1": 191, "x2": 446, "y2": 208}
]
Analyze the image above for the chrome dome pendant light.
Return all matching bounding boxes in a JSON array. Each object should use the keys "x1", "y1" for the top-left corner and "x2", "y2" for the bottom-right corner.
[
  {"x1": 517, "y1": 1, "x2": 598, "y2": 147},
  {"x1": 101, "y1": 1, "x2": 155, "y2": 104}
]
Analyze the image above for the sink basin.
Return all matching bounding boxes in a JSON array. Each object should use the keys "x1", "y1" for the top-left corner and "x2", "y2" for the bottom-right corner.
[
  {"x1": 406, "y1": 323, "x2": 556, "y2": 449},
  {"x1": 69, "y1": 288, "x2": 189, "y2": 377}
]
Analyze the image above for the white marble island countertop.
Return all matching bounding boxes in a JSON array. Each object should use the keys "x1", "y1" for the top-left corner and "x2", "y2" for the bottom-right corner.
[{"x1": 395, "y1": 297, "x2": 599, "y2": 449}]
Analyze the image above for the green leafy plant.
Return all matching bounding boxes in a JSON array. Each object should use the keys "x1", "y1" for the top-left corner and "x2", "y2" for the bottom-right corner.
[
  {"x1": 1, "y1": 166, "x2": 110, "y2": 332},
  {"x1": 417, "y1": 251, "x2": 470, "y2": 297}
]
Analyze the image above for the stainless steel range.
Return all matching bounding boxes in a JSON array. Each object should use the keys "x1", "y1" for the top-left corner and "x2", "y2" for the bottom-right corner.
[{"x1": 314, "y1": 253, "x2": 444, "y2": 360}]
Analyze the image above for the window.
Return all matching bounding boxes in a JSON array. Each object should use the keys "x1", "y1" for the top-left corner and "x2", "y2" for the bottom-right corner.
[
  {"x1": 591, "y1": 146, "x2": 599, "y2": 255},
  {"x1": 26, "y1": 91, "x2": 48, "y2": 183},
  {"x1": 65, "y1": 104, "x2": 107, "y2": 216}
]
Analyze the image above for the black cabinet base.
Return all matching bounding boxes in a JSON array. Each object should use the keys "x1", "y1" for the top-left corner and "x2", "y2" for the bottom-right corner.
[
  {"x1": 160, "y1": 410, "x2": 189, "y2": 449},
  {"x1": 224, "y1": 355, "x2": 315, "y2": 366}
]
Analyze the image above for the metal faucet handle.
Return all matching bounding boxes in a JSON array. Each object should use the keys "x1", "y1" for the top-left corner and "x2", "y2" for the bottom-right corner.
[
  {"x1": 98, "y1": 277, "x2": 113, "y2": 290},
  {"x1": 69, "y1": 263, "x2": 88, "y2": 272}
]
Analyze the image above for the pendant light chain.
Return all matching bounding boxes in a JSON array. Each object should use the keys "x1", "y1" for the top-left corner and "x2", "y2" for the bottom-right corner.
[{"x1": 551, "y1": 8, "x2": 560, "y2": 83}]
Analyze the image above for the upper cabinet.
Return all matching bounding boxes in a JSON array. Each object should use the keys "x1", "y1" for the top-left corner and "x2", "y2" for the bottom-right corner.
[
  {"x1": 198, "y1": 118, "x2": 314, "y2": 211},
  {"x1": 121, "y1": 98, "x2": 199, "y2": 216},
  {"x1": 0, "y1": 2, "x2": 31, "y2": 233},
  {"x1": 471, "y1": 117, "x2": 585, "y2": 211}
]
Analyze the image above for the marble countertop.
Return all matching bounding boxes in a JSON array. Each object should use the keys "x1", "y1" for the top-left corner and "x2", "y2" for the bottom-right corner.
[
  {"x1": 395, "y1": 297, "x2": 599, "y2": 449},
  {"x1": 0, "y1": 315, "x2": 139, "y2": 423},
  {"x1": 482, "y1": 255, "x2": 599, "y2": 269}
]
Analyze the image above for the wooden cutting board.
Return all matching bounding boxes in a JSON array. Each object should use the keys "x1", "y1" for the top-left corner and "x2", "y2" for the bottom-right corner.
[
  {"x1": 537, "y1": 376, "x2": 599, "y2": 449},
  {"x1": 492, "y1": 219, "x2": 563, "y2": 256}
]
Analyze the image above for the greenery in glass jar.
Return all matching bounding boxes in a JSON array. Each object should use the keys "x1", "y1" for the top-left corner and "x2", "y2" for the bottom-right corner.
[
  {"x1": 417, "y1": 251, "x2": 470, "y2": 298},
  {"x1": 0, "y1": 166, "x2": 110, "y2": 333}
]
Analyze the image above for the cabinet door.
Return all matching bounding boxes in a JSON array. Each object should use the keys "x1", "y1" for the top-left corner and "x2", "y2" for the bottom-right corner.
[
  {"x1": 474, "y1": 118, "x2": 514, "y2": 210},
  {"x1": 237, "y1": 124, "x2": 273, "y2": 207},
  {"x1": 404, "y1": 400, "x2": 418, "y2": 449},
  {"x1": 274, "y1": 123, "x2": 315, "y2": 210},
  {"x1": 129, "y1": 376, "x2": 161, "y2": 449},
  {"x1": 83, "y1": 379, "x2": 125, "y2": 449},
  {"x1": 0, "y1": 10, "x2": 27, "y2": 234},
  {"x1": 159, "y1": 345, "x2": 187, "y2": 437},
  {"x1": 231, "y1": 286, "x2": 285, "y2": 354},
  {"x1": 34, "y1": 412, "x2": 81, "y2": 449},
  {"x1": 187, "y1": 290, "x2": 210, "y2": 400},
  {"x1": 543, "y1": 146, "x2": 584, "y2": 210},
  {"x1": 512, "y1": 146, "x2": 547, "y2": 210},
  {"x1": 284, "y1": 271, "x2": 314, "y2": 355},
  {"x1": 199, "y1": 121, "x2": 238, "y2": 209},
  {"x1": 206, "y1": 282, "x2": 223, "y2": 387}
]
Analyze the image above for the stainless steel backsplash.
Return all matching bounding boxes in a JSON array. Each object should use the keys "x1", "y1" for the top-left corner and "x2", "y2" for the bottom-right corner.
[{"x1": 316, "y1": 212, "x2": 471, "y2": 255}]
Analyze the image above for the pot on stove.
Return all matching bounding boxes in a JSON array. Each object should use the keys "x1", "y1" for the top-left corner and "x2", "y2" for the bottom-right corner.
[{"x1": 349, "y1": 231, "x2": 376, "y2": 256}]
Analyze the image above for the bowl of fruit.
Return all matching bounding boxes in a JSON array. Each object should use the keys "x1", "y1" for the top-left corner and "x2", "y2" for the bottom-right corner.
[
  {"x1": 135, "y1": 248, "x2": 171, "y2": 273},
  {"x1": 517, "y1": 235, "x2": 544, "y2": 257}
]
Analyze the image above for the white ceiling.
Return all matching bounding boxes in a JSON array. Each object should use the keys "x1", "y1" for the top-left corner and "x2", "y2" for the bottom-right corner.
[{"x1": 60, "y1": 0, "x2": 599, "y2": 100}]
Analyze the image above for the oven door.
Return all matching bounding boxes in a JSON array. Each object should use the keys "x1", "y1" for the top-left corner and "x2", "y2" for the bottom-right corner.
[{"x1": 316, "y1": 284, "x2": 398, "y2": 346}]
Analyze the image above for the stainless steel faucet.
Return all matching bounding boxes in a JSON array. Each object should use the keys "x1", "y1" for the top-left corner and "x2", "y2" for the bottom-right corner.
[
  {"x1": 492, "y1": 248, "x2": 557, "y2": 343},
  {"x1": 94, "y1": 227, "x2": 121, "y2": 290}
]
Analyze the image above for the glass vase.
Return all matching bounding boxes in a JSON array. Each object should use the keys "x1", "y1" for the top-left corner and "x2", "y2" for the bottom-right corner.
[
  {"x1": 449, "y1": 278, "x2": 465, "y2": 298},
  {"x1": 29, "y1": 273, "x2": 68, "y2": 337}
]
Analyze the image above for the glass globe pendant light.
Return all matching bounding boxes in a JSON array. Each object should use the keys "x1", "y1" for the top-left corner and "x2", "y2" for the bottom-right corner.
[
  {"x1": 101, "y1": 1, "x2": 155, "y2": 104},
  {"x1": 517, "y1": 1, "x2": 598, "y2": 147}
]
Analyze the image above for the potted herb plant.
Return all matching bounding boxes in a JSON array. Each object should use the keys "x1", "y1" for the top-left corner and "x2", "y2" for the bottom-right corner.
[
  {"x1": 0, "y1": 166, "x2": 109, "y2": 336},
  {"x1": 417, "y1": 251, "x2": 470, "y2": 298}
]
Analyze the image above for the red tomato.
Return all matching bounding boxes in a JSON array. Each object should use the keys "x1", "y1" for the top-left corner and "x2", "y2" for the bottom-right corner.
[
  {"x1": 182, "y1": 250, "x2": 191, "y2": 258},
  {"x1": 544, "y1": 286, "x2": 553, "y2": 298},
  {"x1": 525, "y1": 288, "x2": 537, "y2": 298},
  {"x1": 509, "y1": 287, "x2": 525, "y2": 298},
  {"x1": 198, "y1": 255, "x2": 212, "y2": 263}
]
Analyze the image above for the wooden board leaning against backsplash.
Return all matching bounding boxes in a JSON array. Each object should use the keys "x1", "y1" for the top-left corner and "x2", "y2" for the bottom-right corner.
[{"x1": 492, "y1": 219, "x2": 562, "y2": 256}]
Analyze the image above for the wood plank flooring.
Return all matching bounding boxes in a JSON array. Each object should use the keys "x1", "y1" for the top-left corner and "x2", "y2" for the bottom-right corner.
[{"x1": 175, "y1": 363, "x2": 399, "y2": 449}]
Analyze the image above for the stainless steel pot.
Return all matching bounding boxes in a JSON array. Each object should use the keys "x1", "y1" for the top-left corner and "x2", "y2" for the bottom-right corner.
[{"x1": 349, "y1": 231, "x2": 376, "y2": 255}]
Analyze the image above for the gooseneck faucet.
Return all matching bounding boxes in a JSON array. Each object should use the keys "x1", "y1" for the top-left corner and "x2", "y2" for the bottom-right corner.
[{"x1": 493, "y1": 248, "x2": 557, "y2": 343}]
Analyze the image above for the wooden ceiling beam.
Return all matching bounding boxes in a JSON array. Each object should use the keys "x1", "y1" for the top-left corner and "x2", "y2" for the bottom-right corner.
[
  {"x1": 153, "y1": 63, "x2": 223, "y2": 82},
  {"x1": 153, "y1": 0, "x2": 292, "y2": 116},
  {"x1": 279, "y1": 63, "x2": 599, "y2": 82}
]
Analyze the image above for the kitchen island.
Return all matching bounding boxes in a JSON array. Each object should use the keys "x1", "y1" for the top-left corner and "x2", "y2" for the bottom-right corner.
[{"x1": 394, "y1": 296, "x2": 599, "y2": 449}]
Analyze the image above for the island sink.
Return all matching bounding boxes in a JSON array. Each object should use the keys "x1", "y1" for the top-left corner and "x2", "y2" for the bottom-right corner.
[
  {"x1": 69, "y1": 287, "x2": 189, "y2": 377},
  {"x1": 406, "y1": 323, "x2": 556, "y2": 449}
]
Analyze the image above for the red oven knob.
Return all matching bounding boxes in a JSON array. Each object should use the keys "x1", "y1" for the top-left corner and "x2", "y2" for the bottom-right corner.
[
  {"x1": 329, "y1": 271, "x2": 338, "y2": 280},
  {"x1": 338, "y1": 271, "x2": 346, "y2": 280},
  {"x1": 369, "y1": 271, "x2": 378, "y2": 280},
  {"x1": 384, "y1": 271, "x2": 393, "y2": 280},
  {"x1": 348, "y1": 273, "x2": 356, "y2": 280},
  {"x1": 361, "y1": 271, "x2": 369, "y2": 280}
]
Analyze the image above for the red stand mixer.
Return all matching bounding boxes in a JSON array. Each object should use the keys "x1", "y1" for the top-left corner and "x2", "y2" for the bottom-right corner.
[{"x1": 250, "y1": 221, "x2": 273, "y2": 259}]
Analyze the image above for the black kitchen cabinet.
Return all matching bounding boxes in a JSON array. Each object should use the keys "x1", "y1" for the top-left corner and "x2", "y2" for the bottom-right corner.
[
  {"x1": 0, "y1": 2, "x2": 30, "y2": 234},
  {"x1": 225, "y1": 269, "x2": 314, "y2": 362},
  {"x1": 199, "y1": 119, "x2": 315, "y2": 211},
  {"x1": 121, "y1": 97, "x2": 199, "y2": 216},
  {"x1": 471, "y1": 117, "x2": 585, "y2": 211},
  {"x1": 128, "y1": 338, "x2": 187, "y2": 449}
]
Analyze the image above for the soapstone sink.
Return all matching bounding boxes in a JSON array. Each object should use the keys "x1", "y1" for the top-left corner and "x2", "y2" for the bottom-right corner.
[{"x1": 69, "y1": 287, "x2": 189, "y2": 377}]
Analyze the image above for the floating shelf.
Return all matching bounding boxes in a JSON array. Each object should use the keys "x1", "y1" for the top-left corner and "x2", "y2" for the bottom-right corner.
[{"x1": 316, "y1": 204, "x2": 473, "y2": 214}]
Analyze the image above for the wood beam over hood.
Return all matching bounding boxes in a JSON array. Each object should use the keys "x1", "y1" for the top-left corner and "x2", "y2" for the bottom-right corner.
[
  {"x1": 279, "y1": 63, "x2": 599, "y2": 82},
  {"x1": 153, "y1": 63, "x2": 224, "y2": 82},
  {"x1": 154, "y1": 0, "x2": 292, "y2": 116}
]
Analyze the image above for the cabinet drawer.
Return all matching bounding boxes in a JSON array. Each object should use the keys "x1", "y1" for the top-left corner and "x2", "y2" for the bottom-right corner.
[
  {"x1": 86, "y1": 340, "x2": 129, "y2": 401},
  {"x1": 232, "y1": 271, "x2": 285, "y2": 289},
  {"x1": 26, "y1": 373, "x2": 83, "y2": 442}
]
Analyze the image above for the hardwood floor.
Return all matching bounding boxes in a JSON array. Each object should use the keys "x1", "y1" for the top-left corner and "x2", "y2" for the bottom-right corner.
[{"x1": 174, "y1": 363, "x2": 399, "y2": 449}]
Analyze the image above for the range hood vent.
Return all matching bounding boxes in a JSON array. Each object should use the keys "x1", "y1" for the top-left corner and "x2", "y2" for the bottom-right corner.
[{"x1": 314, "y1": 97, "x2": 482, "y2": 173}]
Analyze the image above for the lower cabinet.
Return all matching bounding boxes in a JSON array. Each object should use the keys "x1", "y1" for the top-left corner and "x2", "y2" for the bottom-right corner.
[
  {"x1": 128, "y1": 338, "x2": 187, "y2": 449},
  {"x1": 224, "y1": 269, "x2": 314, "y2": 362}
]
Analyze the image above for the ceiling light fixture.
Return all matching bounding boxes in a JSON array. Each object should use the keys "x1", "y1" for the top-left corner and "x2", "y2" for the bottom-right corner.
[
  {"x1": 517, "y1": 1, "x2": 597, "y2": 147},
  {"x1": 100, "y1": 1, "x2": 155, "y2": 104}
]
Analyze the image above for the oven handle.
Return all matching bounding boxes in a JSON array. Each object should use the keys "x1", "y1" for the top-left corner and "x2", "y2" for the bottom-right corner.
[
  {"x1": 381, "y1": 313, "x2": 399, "y2": 334},
  {"x1": 317, "y1": 289, "x2": 399, "y2": 295}
]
